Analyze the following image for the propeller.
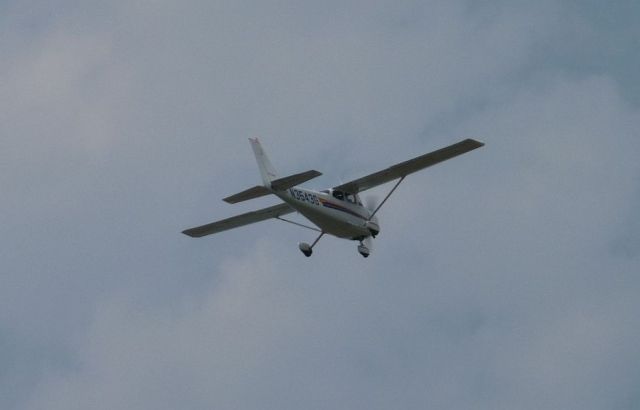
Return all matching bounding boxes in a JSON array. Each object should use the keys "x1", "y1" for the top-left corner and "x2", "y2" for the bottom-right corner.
[
  {"x1": 364, "y1": 194, "x2": 379, "y2": 216},
  {"x1": 363, "y1": 235, "x2": 374, "y2": 252},
  {"x1": 362, "y1": 194, "x2": 380, "y2": 252},
  {"x1": 359, "y1": 177, "x2": 406, "y2": 257}
]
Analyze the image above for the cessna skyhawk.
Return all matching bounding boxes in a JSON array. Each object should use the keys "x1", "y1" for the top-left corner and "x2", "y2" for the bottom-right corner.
[{"x1": 183, "y1": 137, "x2": 484, "y2": 257}]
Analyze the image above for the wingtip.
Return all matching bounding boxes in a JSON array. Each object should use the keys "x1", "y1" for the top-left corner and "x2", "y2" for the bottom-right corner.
[{"x1": 463, "y1": 138, "x2": 485, "y2": 147}]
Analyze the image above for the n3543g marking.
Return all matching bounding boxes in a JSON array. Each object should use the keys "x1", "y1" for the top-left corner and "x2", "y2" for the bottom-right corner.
[{"x1": 289, "y1": 188, "x2": 320, "y2": 206}]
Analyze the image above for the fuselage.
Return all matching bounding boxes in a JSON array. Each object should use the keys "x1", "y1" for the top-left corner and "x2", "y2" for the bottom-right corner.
[{"x1": 275, "y1": 187, "x2": 379, "y2": 240}]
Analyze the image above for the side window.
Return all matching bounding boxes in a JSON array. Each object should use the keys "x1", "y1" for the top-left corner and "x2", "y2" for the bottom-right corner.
[{"x1": 332, "y1": 190, "x2": 344, "y2": 200}]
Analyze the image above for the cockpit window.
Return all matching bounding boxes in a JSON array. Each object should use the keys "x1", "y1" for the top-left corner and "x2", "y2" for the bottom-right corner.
[
  {"x1": 332, "y1": 190, "x2": 344, "y2": 200},
  {"x1": 345, "y1": 193, "x2": 356, "y2": 203}
]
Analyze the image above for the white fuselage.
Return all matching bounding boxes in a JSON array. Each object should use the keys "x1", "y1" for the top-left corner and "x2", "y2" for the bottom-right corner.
[{"x1": 275, "y1": 187, "x2": 379, "y2": 240}]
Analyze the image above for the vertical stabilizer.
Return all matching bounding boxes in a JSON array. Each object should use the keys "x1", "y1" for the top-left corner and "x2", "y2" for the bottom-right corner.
[{"x1": 249, "y1": 137, "x2": 278, "y2": 186}]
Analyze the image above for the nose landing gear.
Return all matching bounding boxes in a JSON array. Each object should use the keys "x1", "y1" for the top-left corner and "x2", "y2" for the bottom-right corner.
[{"x1": 357, "y1": 241, "x2": 370, "y2": 258}]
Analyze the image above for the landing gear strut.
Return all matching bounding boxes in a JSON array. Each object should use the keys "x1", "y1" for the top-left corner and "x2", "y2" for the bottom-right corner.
[{"x1": 299, "y1": 232, "x2": 324, "y2": 257}]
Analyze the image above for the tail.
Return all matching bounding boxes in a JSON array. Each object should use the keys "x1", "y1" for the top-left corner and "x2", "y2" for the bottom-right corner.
[{"x1": 249, "y1": 137, "x2": 278, "y2": 186}]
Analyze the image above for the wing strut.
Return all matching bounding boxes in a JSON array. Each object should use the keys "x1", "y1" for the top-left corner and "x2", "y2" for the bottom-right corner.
[
  {"x1": 276, "y1": 216, "x2": 322, "y2": 232},
  {"x1": 368, "y1": 176, "x2": 405, "y2": 220}
]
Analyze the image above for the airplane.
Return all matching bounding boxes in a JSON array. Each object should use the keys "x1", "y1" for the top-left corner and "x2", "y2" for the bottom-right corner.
[{"x1": 183, "y1": 137, "x2": 484, "y2": 257}]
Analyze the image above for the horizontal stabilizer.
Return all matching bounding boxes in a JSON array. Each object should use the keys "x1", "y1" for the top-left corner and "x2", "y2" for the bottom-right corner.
[
  {"x1": 270, "y1": 170, "x2": 322, "y2": 191},
  {"x1": 182, "y1": 203, "x2": 294, "y2": 237},
  {"x1": 223, "y1": 185, "x2": 271, "y2": 204}
]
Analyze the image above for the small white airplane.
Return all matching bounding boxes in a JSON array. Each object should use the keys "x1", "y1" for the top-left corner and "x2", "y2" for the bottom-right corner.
[{"x1": 183, "y1": 137, "x2": 484, "y2": 257}]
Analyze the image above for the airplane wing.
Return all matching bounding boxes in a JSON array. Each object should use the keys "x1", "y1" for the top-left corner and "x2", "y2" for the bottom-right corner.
[
  {"x1": 182, "y1": 203, "x2": 295, "y2": 237},
  {"x1": 333, "y1": 138, "x2": 484, "y2": 193}
]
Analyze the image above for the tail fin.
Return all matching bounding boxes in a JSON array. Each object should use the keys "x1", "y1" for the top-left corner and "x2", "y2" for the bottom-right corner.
[{"x1": 249, "y1": 137, "x2": 278, "y2": 186}]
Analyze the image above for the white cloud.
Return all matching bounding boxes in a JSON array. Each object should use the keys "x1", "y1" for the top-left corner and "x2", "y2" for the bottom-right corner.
[{"x1": 2, "y1": 1, "x2": 640, "y2": 409}]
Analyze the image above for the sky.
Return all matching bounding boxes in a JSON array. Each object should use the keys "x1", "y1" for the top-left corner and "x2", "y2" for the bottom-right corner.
[{"x1": 1, "y1": 0, "x2": 640, "y2": 409}]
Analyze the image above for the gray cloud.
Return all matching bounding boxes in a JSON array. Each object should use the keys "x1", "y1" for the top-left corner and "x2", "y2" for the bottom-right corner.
[{"x1": 2, "y1": 1, "x2": 639, "y2": 409}]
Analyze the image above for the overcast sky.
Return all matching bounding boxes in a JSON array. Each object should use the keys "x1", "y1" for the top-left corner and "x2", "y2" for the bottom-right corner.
[{"x1": 2, "y1": 1, "x2": 640, "y2": 409}]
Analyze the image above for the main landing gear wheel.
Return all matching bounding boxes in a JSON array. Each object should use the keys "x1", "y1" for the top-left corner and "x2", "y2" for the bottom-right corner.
[
  {"x1": 299, "y1": 232, "x2": 324, "y2": 257},
  {"x1": 299, "y1": 242, "x2": 313, "y2": 257}
]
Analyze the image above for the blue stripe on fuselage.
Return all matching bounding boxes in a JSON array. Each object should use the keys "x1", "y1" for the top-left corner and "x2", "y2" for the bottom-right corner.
[{"x1": 321, "y1": 201, "x2": 367, "y2": 220}]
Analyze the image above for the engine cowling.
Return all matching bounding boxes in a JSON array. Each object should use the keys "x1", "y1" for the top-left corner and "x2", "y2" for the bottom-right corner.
[{"x1": 364, "y1": 221, "x2": 380, "y2": 237}]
